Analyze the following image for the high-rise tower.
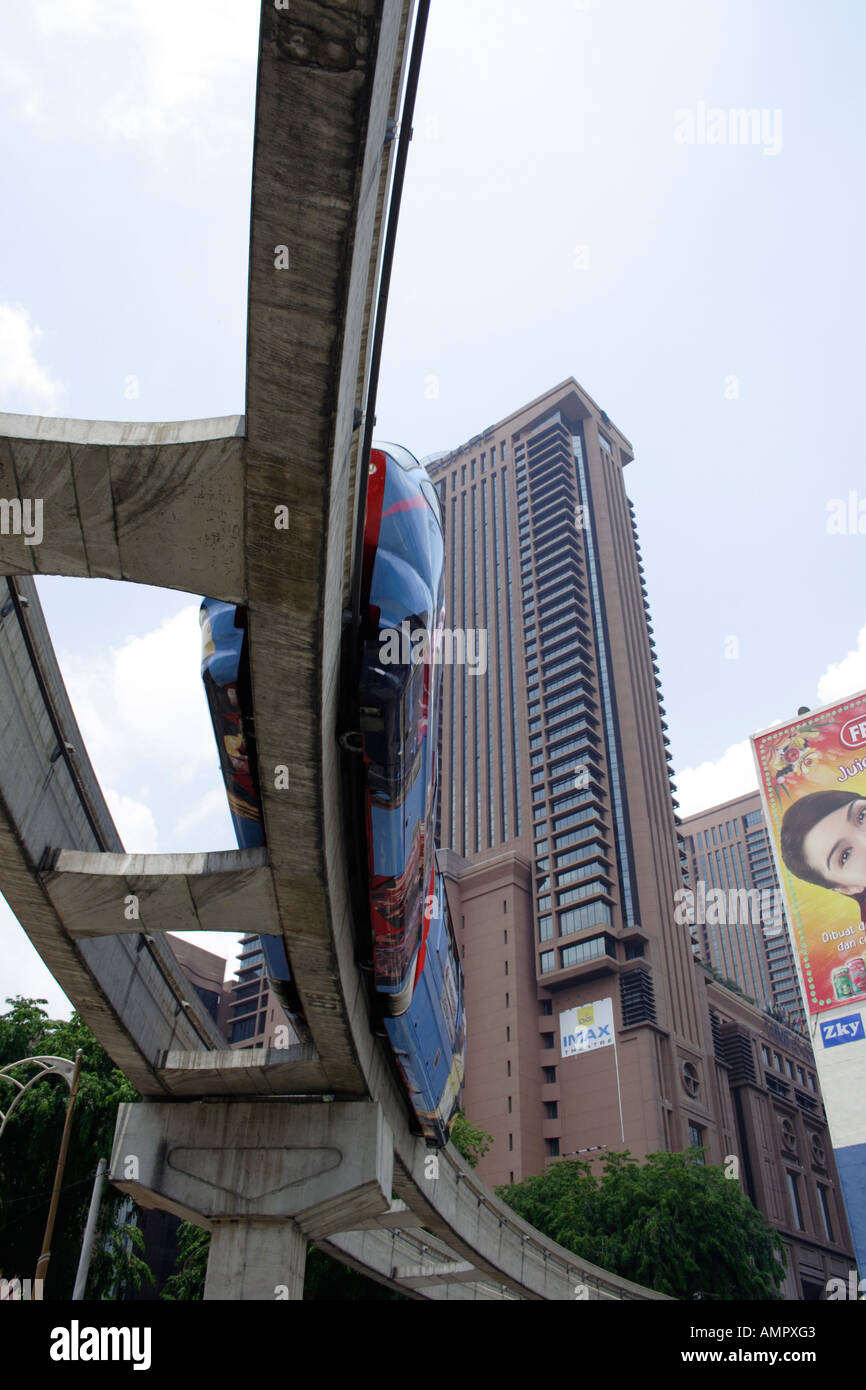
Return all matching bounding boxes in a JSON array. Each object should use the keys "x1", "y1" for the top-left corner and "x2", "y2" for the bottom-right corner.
[
  {"x1": 422, "y1": 380, "x2": 855, "y2": 1294},
  {"x1": 425, "y1": 379, "x2": 707, "y2": 1181},
  {"x1": 678, "y1": 790, "x2": 805, "y2": 1031}
]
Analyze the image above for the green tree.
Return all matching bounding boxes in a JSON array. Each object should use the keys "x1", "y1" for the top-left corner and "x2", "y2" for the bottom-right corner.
[
  {"x1": 160, "y1": 1222, "x2": 210, "y2": 1301},
  {"x1": 0, "y1": 996, "x2": 141, "y2": 1299},
  {"x1": 496, "y1": 1149, "x2": 787, "y2": 1300},
  {"x1": 450, "y1": 1110, "x2": 493, "y2": 1168},
  {"x1": 88, "y1": 1220, "x2": 154, "y2": 1298}
]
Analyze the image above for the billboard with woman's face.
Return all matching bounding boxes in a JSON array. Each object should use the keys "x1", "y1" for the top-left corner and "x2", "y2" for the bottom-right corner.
[
  {"x1": 752, "y1": 690, "x2": 866, "y2": 1017},
  {"x1": 753, "y1": 689, "x2": 866, "y2": 1277}
]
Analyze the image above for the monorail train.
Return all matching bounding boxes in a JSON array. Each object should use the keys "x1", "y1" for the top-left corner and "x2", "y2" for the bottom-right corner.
[{"x1": 199, "y1": 442, "x2": 465, "y2": 1145}]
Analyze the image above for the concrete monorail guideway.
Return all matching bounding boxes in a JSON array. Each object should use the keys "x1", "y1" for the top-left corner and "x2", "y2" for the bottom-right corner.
[{"x1": 0, "y1": 1, "x2": 664, "y2": 1301}]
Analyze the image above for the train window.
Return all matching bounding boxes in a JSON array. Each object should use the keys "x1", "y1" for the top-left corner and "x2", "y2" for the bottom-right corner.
[{"x1": 382, "y1": 441, "x2": 421, "y2": 474}]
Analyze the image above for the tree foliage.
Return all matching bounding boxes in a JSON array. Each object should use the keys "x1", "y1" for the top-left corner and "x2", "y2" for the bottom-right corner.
[
  {"x1": 160, "y1": 1221, "x2": 210, "y2": 1301},
  {"x1": 449, "y1": 1110, "x2": 493, "y2": 1168},
  {"x1": 496, "y1": 1149, "x2": 787, "y2": 1300},
  {"x1": 0, "y1": 996, "x2": 140, "y2": 1299},
  {"x1": 88, "y1": 1220, "x2": 154, "y2": 1298}
]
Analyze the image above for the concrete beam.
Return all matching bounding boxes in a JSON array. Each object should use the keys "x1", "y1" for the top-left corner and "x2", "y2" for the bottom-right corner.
[
  {"x1": 205, "y1": 1220, "x2": 307, "y2": 1301},
  {"x1": 241, "y1": 0, "x2": 411, "y2": 1093},
  {"x1": 0, "y1": 413, "x2": 246, "y2": 601},
  {"x1": 156, "y1": 1047, "x2": 333, "y2": 1098},
  {"x1": 395, "y1": 1260, "x2": 479, "y2": 1286},
  {"x1": 0, "y1": 576, "x2": 227, "y2": 1093},
  {"x1": 110, "y1": 1099, "x2": 394, "y2": 1299},
  {"x1": 390, "y1": 1138, "x2": 670, "y2": 1302},
  {"x1": 342, "y1": 1199, "x2": 425, "y2": 1231},
  {"x1": 40, "y1": 847, "x2": 280, "y2": 938},
  {"x1": 319, "y1": 1227, "x2": 520, "y2": 1301},
  {"x1": 110, "y1": 1099, "x2": 392, "y2": 1222}
]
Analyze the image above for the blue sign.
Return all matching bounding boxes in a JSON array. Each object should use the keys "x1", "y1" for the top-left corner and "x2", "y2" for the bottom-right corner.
[{"x1": 820, "y1": 1015, "x2": 865, "y2": 1048}]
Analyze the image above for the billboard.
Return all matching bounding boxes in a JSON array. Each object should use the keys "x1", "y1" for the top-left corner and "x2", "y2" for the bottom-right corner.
[
  {"x1": 752, "y1": 688, "x2": 866, "y2": 1275},
  {"x1": 752, "y1": 690, "x2": 866, "y2": 1017},
  {"x1": 559, "y1": 997, "x2": 615, "y2": 1057}
]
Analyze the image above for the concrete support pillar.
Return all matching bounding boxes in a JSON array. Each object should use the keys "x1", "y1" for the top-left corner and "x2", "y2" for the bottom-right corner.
[
  {"x1": 204, "y1": 1219, "x2": 308, "y2": 1301},
  {"x1": 110, "y1": 1100, "x2": 393, "y2": 1300}
]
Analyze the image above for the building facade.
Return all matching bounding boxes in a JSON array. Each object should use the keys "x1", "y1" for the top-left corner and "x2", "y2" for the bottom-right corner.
[
  {"x1": 678, "y1": 790, "x2": 804, "y2": 1030},
  {"x1": 167, "y1": 932, "x2": 296, "y2": 1049},
  {"x1": 427, "y1": 379, "x2": 854, "y2": 1296}
]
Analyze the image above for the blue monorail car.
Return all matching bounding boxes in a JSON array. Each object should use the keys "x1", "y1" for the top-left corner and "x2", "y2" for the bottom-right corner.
[{"x1": 200, "y1": 442, "x2": 464, "y2": 1145}]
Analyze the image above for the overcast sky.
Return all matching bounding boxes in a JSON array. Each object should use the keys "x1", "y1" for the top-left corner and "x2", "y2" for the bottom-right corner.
[{"x1": 1, "y1": 0, "x2": 864, "y2": 1016}]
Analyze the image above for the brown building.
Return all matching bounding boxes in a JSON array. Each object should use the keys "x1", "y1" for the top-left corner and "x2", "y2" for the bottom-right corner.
[
  {"x1": 167, "y1": 933, "x2": 296, "y2": 1049},
  {"x1": 224, "y1": 933, "x2": 299, "y2": 1048},
  {"x1": 427, "y1": 379, "x2": 854, "y2": 1296},
  {"x1": 678, "y1": 790, "x2": 804, "y2": 1030}
]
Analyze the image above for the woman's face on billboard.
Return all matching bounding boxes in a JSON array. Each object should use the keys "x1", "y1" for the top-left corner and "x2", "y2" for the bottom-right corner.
[{"x1": 802, "y1": 797, "x2": 866, "y2": 895}]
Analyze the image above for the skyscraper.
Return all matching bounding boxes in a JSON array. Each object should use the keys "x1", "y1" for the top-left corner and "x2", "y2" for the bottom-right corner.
[
  {"x1": 425, "y1": 378, "x2": 708, "y2": 1182},
  {"x1": 678, "y1": 791, "x2": 805, "y2": 1031},
  {"x1": 423, "y1": 383, "x2": 856, "y2": 1302}
]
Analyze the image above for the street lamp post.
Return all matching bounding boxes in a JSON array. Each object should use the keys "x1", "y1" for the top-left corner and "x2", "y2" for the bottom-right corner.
[{"x1": 34, "y1": 1048, "x2": 83, "y2": 1292}]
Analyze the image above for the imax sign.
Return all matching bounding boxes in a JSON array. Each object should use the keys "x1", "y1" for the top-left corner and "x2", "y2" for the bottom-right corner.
[{"x1": 560, "y1": 998, "x2": 615, "y2": 1058}]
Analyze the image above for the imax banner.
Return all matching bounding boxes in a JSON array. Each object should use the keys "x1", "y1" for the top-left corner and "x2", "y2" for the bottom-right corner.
[{"x1": 560, "y1": 997, "x2": 614, "y2": 1057}]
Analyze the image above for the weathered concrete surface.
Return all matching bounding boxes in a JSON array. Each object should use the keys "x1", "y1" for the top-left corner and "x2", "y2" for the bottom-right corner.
[
  {"x1": 0, "y1": 576, "x2": 225, "y2": 1092},
  {"x1": 0, "y1": 0, "x2": 666, "y2": 1302},
  {"x1": 205, "y1": 1220, "x2": 308, "y2": 1301},
  {"x1": 41, "y1": 847, "x2": 280, "y2": 938},
  {"x1": 0, "y1": 415, "x2": 246, "y2": 600},
  {"x1": 111, "y1": 1101, "x2": 393, "y2": 1220},
  {"x1": 240, "y1": 0, "x2": 412, "y2": 1093},
  {"x1": 157, "y1": 1047, "x2": 330, "y2": 1097}
]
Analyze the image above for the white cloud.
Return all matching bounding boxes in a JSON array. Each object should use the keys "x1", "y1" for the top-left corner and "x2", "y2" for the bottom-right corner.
[
  {"x1": 104, "y1": 789, "x2": 159, "y2": 854},
  {"x1": 673, "y1": 625, "x2": 866, "y2": 818},
  {"x1": 109, "y1": 605, "x2": 220, "y2": 770},
  {"x1": 53, "y1": 600, "x2": 231, "y2": 856},
  {"x1": 673, "y1": 738, "x2": 759, "y2": 818},
  {"x1": 0, "y1": 56, "x2": 41, "y2": 118},
  {"x1": 817, "y1": 623, "x2": 866, "y2": 708},
  {"x1": 31, "y1": 0, "x2": 259, "y2": 152},
  {"x1": 172, "y1": 787, "x2": 233, "y2": 842},
  {"x1": 0, "y1": 893, "x2": 75, "y2": 1018},
  {"x1": 0, "y1": 303, "x2": 63, "y2": 412},
  {"x1": 62, "y1": 604, "x2": 216, "y2": 782}
]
